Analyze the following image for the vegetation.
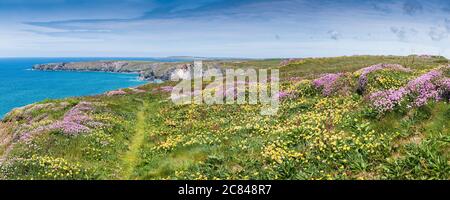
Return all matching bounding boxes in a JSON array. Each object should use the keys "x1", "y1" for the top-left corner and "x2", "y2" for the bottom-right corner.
[{"x1": 0, "y1": 55, "x2": 449, "y2": 180}]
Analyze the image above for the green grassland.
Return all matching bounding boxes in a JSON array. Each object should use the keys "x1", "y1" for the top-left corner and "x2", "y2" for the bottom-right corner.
[{"x1": 0, "y1": 55, "x2": 449, "y2": 180}]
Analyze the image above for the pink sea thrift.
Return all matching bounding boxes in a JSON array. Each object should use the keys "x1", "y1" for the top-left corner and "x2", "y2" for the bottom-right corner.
[
  {"x1": 274, "y1": 91, "x2": 291, "y2": 100},
  {"x1": 357, "y1": 64, "x2": 411, "y2": 94},
  {"x1": 368, "y1": 88, "x2": 408, "y2": 112},
  {"x1": 48, "y1": 121, "x2": 90, "y2": 136},
  {"x1": 106, "y1": 90, "x2": 127, "y2": 96},
  {"x1": 368, "y1": 68, "x2": 448, "y2": 112},
  {"x1": 19, "y1": 102, "x2": 100, "y2": 141},
  {"x1": 406, "y1": 70, "x2": 442, "y2": 107},
  {"x1": 312, "y1": 73, "x2": 343, "y2": 96},
  {"x1": 439, "y1": 78, "x2": 450, "y2": 101}
]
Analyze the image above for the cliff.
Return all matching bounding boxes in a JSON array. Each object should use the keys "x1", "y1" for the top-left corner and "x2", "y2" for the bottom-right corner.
[
  {"x1": 33, "y1": 60, "x2": 226, "y2": 81},
  {"x1": 33, "y1": 61, "x2": 192, "y2": 81}
]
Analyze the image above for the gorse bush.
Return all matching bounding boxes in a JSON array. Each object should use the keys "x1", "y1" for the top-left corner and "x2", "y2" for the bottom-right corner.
[
  {"x1": 364, "y1": 69, "x2": 412, "y2": 93},
  {"x1": 355, "y1": 63, "x2": 411, "y2": 95}
]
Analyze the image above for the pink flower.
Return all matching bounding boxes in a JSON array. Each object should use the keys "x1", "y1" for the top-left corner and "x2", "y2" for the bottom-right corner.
[
  {"x1": 19, "y1": 102, "x2": 101, "y2": 141},
  {"x1": 357, "y1": 64, "x2": 411, "y2": 94},
  {"x1": 368, "y1": 88, "x2": 408, "y2": 112},
  {"x1": 406, "y1": 70, "x2": 442, "y2": 107},
  {"x1": 439, "y1": 78, "x2": 450, "y2": 101},
  {"x1": 368, "y1": 68, "x2": 448, "y2": 112},
  {"x1": 312, "y1": 73, "x2": 343, "y2": 96},
  {"x1": 275, "y1": 91, "x2": 291, "y2": 100},
  {"x1": 106, "y1": 90, "x2": 127, "y2": 96}
]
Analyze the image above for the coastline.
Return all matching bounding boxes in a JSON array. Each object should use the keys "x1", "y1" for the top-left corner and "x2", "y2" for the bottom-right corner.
[
  {"x1": 1, "y1": 64, "x2": 152, "y2": 120},
  {"x1": 32, "y1": 60, "x2": 191, "y2": 81}
]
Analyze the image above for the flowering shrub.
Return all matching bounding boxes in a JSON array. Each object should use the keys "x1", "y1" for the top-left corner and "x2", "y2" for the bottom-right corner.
[
  {"x1": 275, "y1": 91, "x2": 295, "y2": 101},
  {"x1": 368, "y1": 68, "x2": 449, "y2": 113},
  {"x1": 294, "y1": 80, "x2": 316, "y2": 97},
  {"x1": 367, "y1": 70, "x2": 411, "y2": 93},
  {"x1": 406, "y1": 70, "x2": 443, "y2": 107},
  {"x1": 20, "y1": 102, "x2": 101, "y2": 140},
  {"x1": 312, "y1": 73, "x2": 343, "y2": 96},
  {"x1": 356, "y1": 64, "x2": 411, "y2": 94},
  {"x1": 368, "y1": 88, "x2": 408, "y2": 113},
  {"x1": 438, "y1": 78, "x2": 450, "y2": 101}
]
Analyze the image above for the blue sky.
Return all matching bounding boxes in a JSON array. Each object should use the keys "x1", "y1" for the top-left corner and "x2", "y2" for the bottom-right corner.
[{"x1": 1, "y1": 0, "x2": 450, "y2": 58}]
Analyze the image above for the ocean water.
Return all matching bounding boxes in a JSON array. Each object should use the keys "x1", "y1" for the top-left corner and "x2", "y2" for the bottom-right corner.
[{"x1": 0, "y1": 57, "x2": 184, "y2": 118}]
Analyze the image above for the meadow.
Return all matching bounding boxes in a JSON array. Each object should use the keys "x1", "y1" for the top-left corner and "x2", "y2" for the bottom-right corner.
[{"x1": 0, "y1": 55, "x2": 449, "y2": 180}]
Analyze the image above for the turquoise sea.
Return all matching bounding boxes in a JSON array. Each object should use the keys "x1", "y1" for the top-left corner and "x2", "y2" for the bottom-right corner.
[{"x1": 0, "y1": 58, "x2": 183, "y2": 118}]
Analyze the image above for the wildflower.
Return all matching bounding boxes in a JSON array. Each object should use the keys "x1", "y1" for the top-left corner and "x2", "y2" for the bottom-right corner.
[
  {"x1": 106, "y1": 90, "x2": 127, "y2": 96},
  {"x1": 275, "y1": 91, "x2": 293, "y2": 100},
  {"x1": 19, "y1": 102, "x2": 100, "y2": 140},
  {"x1": 368, "y1": 68, "x2": 449, "y2": 112},
  {"x1": 356, "y1": 64, "x2": 411, "y2": 94},
  {"x1": 312, "y1": 73, "x2": 343, "y2": 96},
  {"x1": 406, "y1": 69, "x2": 442, "y2": 107},
  {"x1": 438, "y1": 78, "x2": 450, "y2": 101},
  {"x1": 368, "y1": 88, "x2": 408, "y2": 112}
]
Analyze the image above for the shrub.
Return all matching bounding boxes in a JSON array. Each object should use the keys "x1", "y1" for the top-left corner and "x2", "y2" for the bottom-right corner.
[
  {"x1": 356, "y1": 63, "x2": 411, "y2": 94},
  {"x1": 365, "y1": 70, "x2": 411, "y2": 93},
  {"x1": 368, "y1": 68, "x2": 449, "y2": 113},
  {"x1": 294, "y1": 80, "x2": 316, "y2": 97},
  {"x1": 312, "y1": 73, "x2": 355, "y2": 96},
  {"x1": 406, "y1": 69, "x2": 442, "y2": 107},
  {"x1": 368, "y1": 88, "x2": 408, "y2": 113}
]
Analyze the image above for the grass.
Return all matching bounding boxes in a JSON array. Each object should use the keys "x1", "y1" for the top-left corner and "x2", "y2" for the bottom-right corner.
[
  {"x1": 120, "y1": 99, "x2": 151, "y2": 179},
  {"x1": 0, "y1": 55, "x2": 448, "y2": 180}
]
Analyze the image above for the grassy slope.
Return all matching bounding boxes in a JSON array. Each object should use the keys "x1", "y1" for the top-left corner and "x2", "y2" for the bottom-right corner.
[{"x1": 0, "y1": 55, "x2": 449, "y2": 180}]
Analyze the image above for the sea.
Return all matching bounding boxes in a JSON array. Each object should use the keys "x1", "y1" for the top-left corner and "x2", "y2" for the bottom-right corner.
[{"x1": 0, "y1": 57, "x2": 187, "y2": 118}]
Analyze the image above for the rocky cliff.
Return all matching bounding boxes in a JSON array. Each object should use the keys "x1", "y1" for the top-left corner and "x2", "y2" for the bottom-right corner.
[
  {"x1": 33, "y1": 61, "x2": 189, "y2": 81},
  {"x1": 33, "y1": 61, "x2": 224, "y2": 81}
]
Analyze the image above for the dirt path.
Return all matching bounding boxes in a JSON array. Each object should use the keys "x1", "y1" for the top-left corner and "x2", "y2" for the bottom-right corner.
[{"x1": 120, "y1": 100, "x2": 153, "y2": 179}]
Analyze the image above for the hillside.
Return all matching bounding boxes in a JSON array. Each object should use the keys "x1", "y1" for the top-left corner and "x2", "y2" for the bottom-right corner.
[{"x1": 1, "y1": 55, "x2": 449, "y2": 180}]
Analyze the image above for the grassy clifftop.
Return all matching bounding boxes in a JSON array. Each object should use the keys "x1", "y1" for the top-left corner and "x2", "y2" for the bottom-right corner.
[{"x1": 1, "y1": 55, "x2": 449, "y2": 180}]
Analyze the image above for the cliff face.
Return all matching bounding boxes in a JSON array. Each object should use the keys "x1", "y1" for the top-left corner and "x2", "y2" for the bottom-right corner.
[
  {"x1": 33, "y1": 61, "x2": 224, "y2": 81},
  {"x1": 33, "y1": 61, "x2": 149, "y2": 72},
  {"x1": 33, "y1": 61, "x2": 191, "y2": 81}
]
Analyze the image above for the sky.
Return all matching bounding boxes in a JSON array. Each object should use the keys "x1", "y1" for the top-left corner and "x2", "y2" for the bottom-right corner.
[{"x1": 1, "y1": 0, "x2": 450, "y2": 58}]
